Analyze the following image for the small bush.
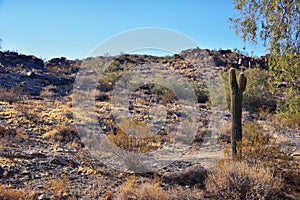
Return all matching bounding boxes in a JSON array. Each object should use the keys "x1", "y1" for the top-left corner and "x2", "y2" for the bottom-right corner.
[
  {"x1": 97, "y1": 78, "x2": 113, "y2": 92},
  {"x1": 104, "y1": 72, "x2": 122, "y2": 84},
  {"x1": 116, "y1": 175, "x2": 168, "y2": 200},
  {"x1": 150, "y1": 83, "x2": 167, "y2": 95},
  {"x1": 218, "y1": 121, "x2": 300, "y2": 198},
  {"x1": 191, "y1": 82, "x2": 209, "y2": 103},
  {"x1": 0, "y1": 86, "x2": 22, "y2": 104},
  {"x1": 46, "y1": 175, "x2": 71, "y2": 199},
  {"x1": 161, "y1": 91, "x2": 177, "y2": 106},
  {"x1": 206, "y1": 161, "x2": 282, "y2": 200},
  {"x1": 105, "y1": 61, "x2": 125, "y2": 73}
]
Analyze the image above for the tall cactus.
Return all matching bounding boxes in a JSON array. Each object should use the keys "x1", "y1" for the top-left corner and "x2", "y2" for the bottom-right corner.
[{"x1": 229, "y1": 68, "x2": 247, "y2": 157}]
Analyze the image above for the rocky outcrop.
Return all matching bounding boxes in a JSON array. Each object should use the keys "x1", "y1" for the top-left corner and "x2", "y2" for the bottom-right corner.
[
  {"x1": 0, "y1": 51, "x2": 78, "y2": 97},
  {"x1": 0, "y1": 49, "x2": 268, "y2": 98}
]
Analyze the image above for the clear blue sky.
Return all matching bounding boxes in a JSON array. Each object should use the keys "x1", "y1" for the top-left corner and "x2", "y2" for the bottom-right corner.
[{"x1": 0, "y1": 0, "x2": 266, "y2": 60}]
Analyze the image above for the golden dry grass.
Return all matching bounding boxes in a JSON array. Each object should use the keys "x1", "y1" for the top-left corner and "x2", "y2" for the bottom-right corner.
[
  {"x1": 0, "y1": 185, "x2": 34, "y2": 200},
  {"x1": 116, "y1": 175, "x2": 168, "y2": 200}
]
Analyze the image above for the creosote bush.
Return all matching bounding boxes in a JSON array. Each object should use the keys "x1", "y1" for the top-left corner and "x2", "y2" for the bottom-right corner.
[{"x1": 208, "y1": 121, "x2": 300, "y2": 199}]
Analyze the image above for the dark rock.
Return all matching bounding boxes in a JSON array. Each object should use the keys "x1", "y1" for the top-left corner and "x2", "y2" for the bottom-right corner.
[
  {"x1": 0, "y1": 166, "x2": 4, "y2": 177},
  {"x1": 163, "y1": 165, "x2": 207, "y2": 188},
  {"x1": 50, "y1": 155, "x2": 69, "y2": 166}
]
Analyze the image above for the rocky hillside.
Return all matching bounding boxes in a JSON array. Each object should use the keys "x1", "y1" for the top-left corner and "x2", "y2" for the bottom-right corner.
[
  {"x1": 0, "y1": 49, "x2": 299, "y2": 199},
  {"x1": 0, "y1": 48, "x2": 267, "y2": 98}
]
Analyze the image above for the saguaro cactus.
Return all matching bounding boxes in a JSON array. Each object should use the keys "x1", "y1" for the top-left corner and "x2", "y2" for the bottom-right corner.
[{"x1": 229, "y1": 68, "x2": 247, "y2": 157}]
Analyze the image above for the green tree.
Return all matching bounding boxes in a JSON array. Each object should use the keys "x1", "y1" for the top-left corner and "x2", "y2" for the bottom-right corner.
[{"x1": 230, "y1": 0, "x2": 300, "y2": 114}]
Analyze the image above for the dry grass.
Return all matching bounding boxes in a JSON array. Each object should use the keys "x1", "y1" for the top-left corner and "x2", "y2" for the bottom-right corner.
[
  {"x1": 117, "y1": 175, "x2": 206, "y2": 200},
  {"x1": 0, "y1": 185, "x2": 33, "y2": 200},
  {"x1": 116, "y1": 175, "x2": 168, "y2": 200},
  {"x1": 107, "y1": 118, "x2": 163, "y2": 153},
  {"x1": 206, "y1": 161, "x2": 282, "y2": 200},
  {"x1": 43, "y1": 124, "x2": 78, "y2": 143},
  {"x1": 166, "y1": 187, "x2": 204, "y2": 200},
  {"x1": 282, "y1": 112, "x2": 300, "y2": 129},
  {"x1": 45, "y1": 175, "x2": 71, "y2": 198}
]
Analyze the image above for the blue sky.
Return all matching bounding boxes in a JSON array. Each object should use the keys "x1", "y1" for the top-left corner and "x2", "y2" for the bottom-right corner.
[{"x1": 0, "y1": 0, "x2": 266, "y2": 60}]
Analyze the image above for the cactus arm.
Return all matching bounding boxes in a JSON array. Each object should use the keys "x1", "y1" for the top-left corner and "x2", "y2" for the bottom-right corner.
[
  {"x1": 229, "y1": 68, "x2": 238, "y2": 94},
  {"x1": 238, "y1": 73, "x2": 247, "y2": 92}
]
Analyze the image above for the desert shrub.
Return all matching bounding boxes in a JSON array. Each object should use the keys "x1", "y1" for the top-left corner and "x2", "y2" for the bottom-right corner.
[
  {"x1": 161, "y1": 91, "x2": 177, "y2": 106},
  {"x1": 239, "y1": 121, "x2": 300, "y2": 188},
  {"x1": 107, "y1": 119, "x2": 160, "y2": 153},
  {"x1": 150, "y1": 83, "x2": 167, "y2": 95},
  {"x1": 105, "y1": 61, "x2": 125, "y2": 73},
  {"x1": 0, "y1": 185, "x2": 33, "y2": 200},
  {"x1": 43, "y1": 124, "x2": 78, "y2": 143},
  {"x1": 218, "y1": 121, "x2": 300, "y2": 197},
  {"x1": 282, "y1": 112, "x2": 300, "y2": 129},
  {"x1": 104, "y1": 72, "x2": 122, "y2": 85},
  {"x1": 0, "y1": 86, "x2": 22, "y2": 104},
  {"x1": 191, "y1": 82, "x2": 209, "y2": 103},
  {"x1": 206, "y1": 161, "x2": 282, "y2": 200},
  {"x1": 46, "y1": 175, "x2": 71, "y2": 199},
  {"x1": 116, "y1": 175, "x2": 168, "y2": 200},
  {"x1": 221, "y1": 68, "x2": 276, "y2": 112}
]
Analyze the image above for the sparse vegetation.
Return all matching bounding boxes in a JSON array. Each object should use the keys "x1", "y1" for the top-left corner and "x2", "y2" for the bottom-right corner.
[
  {"x1": 206, "y1": 161, "x2": 283, "y2": 200},
  {"x1": 221, "y1": 68, "x2": 276, "y2": 112},
  {"x1": 0, "y1": 46, "x2": 299, "y2": 199},
  {"x1": 116, "y1": 175, "x2": 168, "y2": 200},
  {"x1": 0, "y1": 185, "x2": 33, "y2": 200},
  {"x1": 43, "y1": 124, "x2": 79, "y2": 143},
  {"x1": 0, "y1": 86, "x2": 22, "y2": 104},
  {"x1": 230, "y1": 0, "x2": 300, "y2": 114},
  {"x1": 212, "y1": 121, "x2": 300, "y2": 199}
]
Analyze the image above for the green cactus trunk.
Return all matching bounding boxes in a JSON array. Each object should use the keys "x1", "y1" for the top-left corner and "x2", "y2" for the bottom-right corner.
[{"x1": 229, "y1": 68, "x2": 247, "y2": 157}]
